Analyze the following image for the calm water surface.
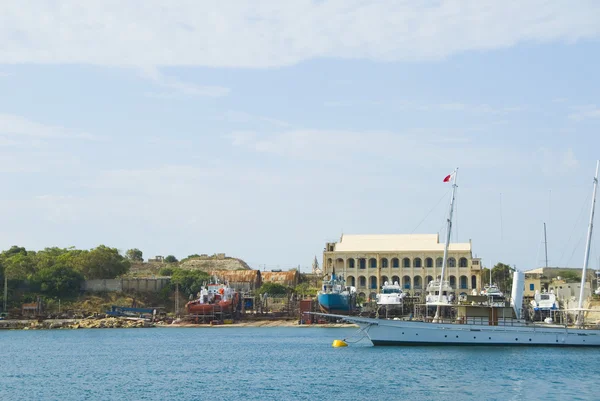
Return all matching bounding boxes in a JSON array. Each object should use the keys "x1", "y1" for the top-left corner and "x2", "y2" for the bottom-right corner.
[{"x1": 1, "y1": 327, "x2": 598, "y2": 400}]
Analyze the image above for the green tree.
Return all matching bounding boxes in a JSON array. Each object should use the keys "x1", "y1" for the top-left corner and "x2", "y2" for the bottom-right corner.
[
  {"x1": 34, "y1": 247, "x2": 70, "y2": 270},
  {"x1": 170, "y1": 268, "x2": 210, "y2": 297},
  {"x1": 3, "y1": 252, "x2": 36, "y2": 280},
  {"x1": 258, "y1": 282, "x2": 289, "y2": 296},
  {"x1": 79, "y1": 245, "x2": 130, "y2": 279},
  {"x1": 482, "y1": 263, "x2": 515, "y2": 294},
  {"x1": 293, "y1": 282, "x2": 318, "y2": 297},
  {"x1": 159, "y1": 267, "x2": 174, "y2": 276},
  {"x1": 556, "y1": 270, "x2": 580, "y2": 282},
  {"x1": 125, "y1": 248, "x2": 144, "y2": 262},
  {"x1": 31, "y1": 263, "x2": 84, "y2": 297},
  {"x1": 164, "y1": 255, "x2": 178, "y2": 263}
]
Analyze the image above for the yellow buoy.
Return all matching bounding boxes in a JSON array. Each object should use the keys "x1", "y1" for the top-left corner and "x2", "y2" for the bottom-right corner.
[{"x1": 332, "y1": 339, "x2": 348, "y2": 348}]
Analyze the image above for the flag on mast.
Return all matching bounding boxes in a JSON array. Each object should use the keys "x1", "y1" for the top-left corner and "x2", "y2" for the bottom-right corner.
[{"x1": 443, "y1": 171, "x2": 456, "y2": 183}]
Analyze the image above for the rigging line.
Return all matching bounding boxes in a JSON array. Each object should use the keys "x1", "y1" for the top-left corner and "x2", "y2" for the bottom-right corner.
[
  {"x1": 558, "y1": 191, "x2": 591, "y2": 266},
  {"x1": 454, "y1": 187, "x2": 458, "y2": 243},
  {"x1": 411, "y1": 188, "x2": 451, "y2": 234},
  {"x1": 565, "y1": 231, "x2": 587, "y2": 267}
]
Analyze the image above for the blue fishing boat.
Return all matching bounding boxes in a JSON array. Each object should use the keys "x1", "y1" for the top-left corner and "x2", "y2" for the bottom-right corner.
[{"x1": 317, "y1": 269, "x2": 357, "y2": 314}]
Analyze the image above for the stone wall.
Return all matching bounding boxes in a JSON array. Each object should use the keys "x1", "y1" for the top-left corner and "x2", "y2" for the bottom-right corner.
[{"x1": 81, "y1": 278, "x2": 170, "y2": 293}]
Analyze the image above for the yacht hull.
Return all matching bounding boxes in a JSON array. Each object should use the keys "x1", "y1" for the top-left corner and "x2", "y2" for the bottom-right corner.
[{"x1": 321, "y1": 314, "x2": 600, "y2": 346}]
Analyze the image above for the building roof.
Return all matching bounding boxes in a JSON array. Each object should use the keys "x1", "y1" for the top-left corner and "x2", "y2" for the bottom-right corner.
[
  {"x1": 331, "y1": 234, "x2": 471, "y2": 253},
  {"x1": 210, "y1": 270, "x2": 261, "y2": 283},
  {"x1": 261, "y1": 271, "x2": 299, "y2": 283}
]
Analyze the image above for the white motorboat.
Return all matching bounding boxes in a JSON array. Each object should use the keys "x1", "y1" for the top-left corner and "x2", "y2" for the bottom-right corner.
[
  {"x1": 531, "y1": 290, "x2": 558, "y2": 311},
  {"x1": 480, "y1": 284, "x2": 504, "y2": 298},
  {"x1": 376, "y1": 281, "x2": 405, "y2": 306},
  {"x1": 425, "y1": 278, "x2": 455, "y2": 306}
]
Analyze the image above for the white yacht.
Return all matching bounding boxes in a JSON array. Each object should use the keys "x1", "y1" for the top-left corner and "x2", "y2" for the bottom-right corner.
[
  {"x1": 531, "y1": 290, "x2": 558, "y2": 311},
  {"x1": 376, "y1": 281, "x2": 405, "y2": 306},
  {"x1": 480, "y1": 284, "x2": 504, "y2": 298},
  {"x1": 425, "y1": 278, "x2": 455, "y2": 306}
]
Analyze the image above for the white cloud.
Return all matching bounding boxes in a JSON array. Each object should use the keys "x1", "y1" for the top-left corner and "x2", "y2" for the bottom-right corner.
[
  {"x1": 0, "y1": 113, "x2": 100, "y2": 140},
  {"x1": 140, "y1": 66, "x2": 230, "y2": 97},
  {"x1": 1, "y1": 1, "x2": 598, "y2": 68},
  {"x1": 218, "y1": 111, "x2": 291, "y2": 128},
  {"x1": 224, "y1": 129, "x2": 511, "y2": 170},
  {"x1": 568, "y1": 105, "x2": 600, "y2": 121},
  {"x1": 227, "y1": 131, "x2": 257, "y2": 147},
  {"x1": 534, "y1": 147, "x2": 580, "y2": 176}
]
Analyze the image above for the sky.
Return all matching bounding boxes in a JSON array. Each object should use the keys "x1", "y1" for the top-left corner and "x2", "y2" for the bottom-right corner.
[{"x1": 1, "y1": 1, "x2": 600, "y2": 272}]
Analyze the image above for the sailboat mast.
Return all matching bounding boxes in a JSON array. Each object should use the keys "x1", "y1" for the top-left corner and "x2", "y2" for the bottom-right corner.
[
  {"x1": 543, "y1": 222, "x2": 548, "y2": 268},
  {"x1": 577, "y1": 160, "x2": 599, "y2": 325},
  {"x1": 437, "y1": 169, "x2": 458, "y2": 304}
]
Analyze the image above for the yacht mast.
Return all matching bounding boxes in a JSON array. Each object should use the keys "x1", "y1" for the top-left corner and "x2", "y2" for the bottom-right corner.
[
  {"x1": 434, "y1": 168, "x2": 458, "y2": 322},
  {"x1": 543, "y1": 222, "x2": 548, "y2": 268},
  {"x1": 577, "y1": 160, "x2": 599, "y2": 326}
]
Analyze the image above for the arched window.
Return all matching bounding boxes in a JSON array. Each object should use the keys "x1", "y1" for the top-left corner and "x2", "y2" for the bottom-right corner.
[
  {"x1": 369, "y1": 258, "x2": 377, "y2": 268},
  {"x1": 359, "y1": 276, "x2": 366, "y2": 287},
  {"x1": 449, "y1": 275, "x2": 456, "y2": 288},
  {"x1": 402, "y1": 276, "x2": 411, "y2": 289},
  {"x1": 336, "y1": 258, "x2": 344, "y2": 270},
  {"x1": 327, "y1": 258, "x2": 333, "y2": 268},
  {"x1": 392, "y1": 258, "x2": 399, "y2": 268},
  {"x1": 358, "y1": 292, "x2": 366, "y2": 299},
  {"x1": 414, "y1": 258, "x2": 422, "y2": 268},
  {"x1": 359, "y1": 258, "x2": 366, "y2": 269},
  {"x1": 348, "y1": 258, "x2": 355, "y2": 268},
  {"x1": 448, "y1": 257, "x2": 456, "y2": 268},
  {"x1": 426, "y1": 275, "x2": 434, "y2": 285},
  {"x1": 381, "y1": 276, "x2": 389, "y2": 285},
  {"x1": 436, "y1": 257, "x2": 443, "y2": 268},
  {"x1": 459, "y1": 257, "x2": 468, "y2": 268},
  {"x1": 369, "y1": 276, "x2": 377, "y2": 289},
  {"x1": 460, "y1": 275, "x2": 468, "y2": 289},
  {"x1": 369, "y1": 292, "x2": 377, "y2": 301},
  {"x1": 425, "y1": 258, "x2": 433, "y2": 268},
  {"x1": 381, "y1": 258, "x2": 389, "y2": 268},
  {"x1": 402, "y1": 258, "x2": 411, "y2": 268},
  {"x1": 414, "y1": 276, "x2": 422, "y2": 289},
  {"x1": 392, "y1": 275, "x2": 400, "y2": 285},
  {"x1": 471, "y1": 275, "x2": 477, "y2": 289},
  {"x1": 347, "y1": 276, "x2": 356, "y2": 287}
]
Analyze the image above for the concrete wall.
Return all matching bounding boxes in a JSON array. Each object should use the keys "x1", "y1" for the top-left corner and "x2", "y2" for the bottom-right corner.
[{"x1": 81, "y1": 278, "x2": 170, "y2": 293}]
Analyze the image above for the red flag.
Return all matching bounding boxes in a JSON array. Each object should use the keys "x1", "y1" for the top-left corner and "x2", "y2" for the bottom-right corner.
[{"x1": 443, "y1": 172, "x2": 455, "y2": 182}]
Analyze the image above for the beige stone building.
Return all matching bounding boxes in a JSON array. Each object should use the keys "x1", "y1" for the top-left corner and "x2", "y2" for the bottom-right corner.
[{"x1": 323, "y1": 234, "x2": 481, "y2": 299}]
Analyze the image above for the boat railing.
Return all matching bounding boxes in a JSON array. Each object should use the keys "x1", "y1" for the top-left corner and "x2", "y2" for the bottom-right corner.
[{"x1": 416, "y1": 315, "x2": 599, "y2": 330}]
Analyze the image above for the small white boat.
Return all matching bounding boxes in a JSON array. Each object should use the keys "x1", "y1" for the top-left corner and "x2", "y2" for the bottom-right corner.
[
  {"x1": 425, "y1": 278, "x2": 455, "y2": 306},
  {"x1": 531, "y1": 290, "x2": 558, "y2": 311},
  {"x1": 480, "y1": 284, "x2": 504, "y2": 298},
  {"x1": 376, "y1": 281, "x2": 405, "y2": 306}
]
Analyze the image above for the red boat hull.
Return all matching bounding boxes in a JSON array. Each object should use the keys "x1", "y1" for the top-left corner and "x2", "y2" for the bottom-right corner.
[{"x1": 186, "y1": 300, "x2": 235, "y2": 314}]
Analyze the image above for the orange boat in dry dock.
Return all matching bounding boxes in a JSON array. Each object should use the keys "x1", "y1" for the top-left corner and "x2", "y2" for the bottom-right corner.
[{"x1": 185, "y1": 281, "x2": 238, "y2": 315}]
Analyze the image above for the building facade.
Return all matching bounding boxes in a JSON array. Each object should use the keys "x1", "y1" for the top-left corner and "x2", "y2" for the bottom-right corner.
[
  {"x1": 323, "y1": 234, "x2": 481, "y2": 300},
  {"x1": 523, "y1": 267, "x2": 596, "y2": 297}
]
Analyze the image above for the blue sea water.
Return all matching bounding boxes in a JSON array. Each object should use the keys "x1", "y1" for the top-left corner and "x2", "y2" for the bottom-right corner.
[{"x1": 1, "y1": 327, "x2": 598, "y2": 401}]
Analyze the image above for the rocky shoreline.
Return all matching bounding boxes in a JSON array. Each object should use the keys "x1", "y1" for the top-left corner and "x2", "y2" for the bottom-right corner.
[{"x1": 0, "y1": 317, "x2": 357, "y2": 330}]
